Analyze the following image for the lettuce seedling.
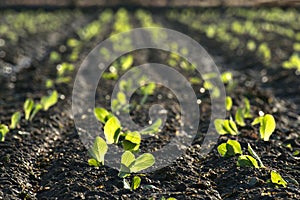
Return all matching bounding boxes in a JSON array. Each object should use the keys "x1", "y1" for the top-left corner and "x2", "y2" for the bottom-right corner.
[
  {"x1": 237, "y1": 155, "x2": 259, "y2": 168},
  {"x1": 247, "y1": 143, "x2": 265, "y2": 168},
  {"x1": 217, "y1": 139, "x2": 242, "y2": 157},
  {"x1": 119, "y1": 151, "x2": 155, "y2": 178},
  {"x1": 235, "y1": 108, "x2": 246, "y2": 126},
  {"x1": 225, "y1": 96, "x2": 233, "y2": 111},
  {"x1": 30, "y1": 104, "x2": 43, "y2": 121},
  {"x1": 24, "y1": 98, "x2": 34, "y2": 120},
  {"x1": 88, "y1": 136, "x2": 108, "y2": 167},
  {"x1": 111, "y1": 91, "x2": 130, "y2": 112},
  {"x1": 123, "y1": 175, "x2": 141, "y2": 191},
  {"x1": 214, "y1": 119, "x2": 239, "y2": 135},
  {"x1": 122, "y1": 131, "x2": 141, "y2": 152},
  {"x1": 243, "y1": 98, "x2": 253, "y2": 118},
  {"x1": 140, "y1": 119, "x2": 162, "y2": 135},
  {"x1": 40, "y1": 90, "x2": 58, "y2": 111},
  {"x1": 140, "y1": 82, "x2": 156, "y2": 105},
  {"x1": 104, "y1": 116, "x2": 122, "y2": 144},
  {"x1": 0, "y1": 124, "x2": 9, "y2": 142},
  {"x1": 252, "y1": 114, "x2": 276, "y2": 141},
  {"x1": 270, "y1": 171, "x2": 287, "y2": 187},
  {"x1": 10, "y1": 111, "x2": 21, "y2": 129},
  {"x1": 94, "y1": 107, "x2": 114, "y2": 124}
]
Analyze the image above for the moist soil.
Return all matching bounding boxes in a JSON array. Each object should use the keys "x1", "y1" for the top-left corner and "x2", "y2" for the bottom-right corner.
[{"x1": 0, "y1": 8, "x2": 300, "y2": 200}]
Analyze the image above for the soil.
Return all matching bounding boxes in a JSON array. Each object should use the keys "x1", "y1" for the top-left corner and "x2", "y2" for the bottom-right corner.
[{"x1": 0, "y1": 8, "x2": 300, "y2": 200}]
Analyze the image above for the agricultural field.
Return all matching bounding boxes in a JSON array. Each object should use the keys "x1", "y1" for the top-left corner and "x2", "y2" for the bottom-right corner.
[{"x1": 0, "y1": 7, "x2": 300, "y2": 200}]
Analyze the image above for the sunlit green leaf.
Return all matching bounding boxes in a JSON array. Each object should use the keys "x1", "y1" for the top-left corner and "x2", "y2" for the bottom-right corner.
[
  {"x1": 29, "y1": 103, "x2": 42, "y2": 121},
  {"x1": 24, "y1": 98, "x2": 34, "y2": 120},
  {"x1": 260, "y1": 114, "x2": 276, "y2": 141},
  {"x1": 226, "y1": 96, "x2": 233, "y2": 111},
  {"x1": 237, "y1": 155, "x2": 259, "y2": 168},
  {"x1": 10, "y1": 111, "x2": 21, "y2": 129},
  {"x1": 40, "y1": 90, "x2": 58, "y2": 111},
  {"x1": 140, "y1": 119, "x2": 162, "y2": 134},
  {"x1": 89, "y1": 136, "x2": 108, "y2": 166},
  {"x1": 0, "y1": 124, "x2": 9, "y2": 142},
  {"x1": 271, "y1": 171, "x2": 287, "y2": 187},
  {"x1": 235, "y1": 108, "x2": 246, "y2": 126},
  {"x1": 243, "y1": 98, "x2": 253, "y2": 118},
  {"x1": 131, "y1": 176, "x2": 141, "y2": 190},
  {"x1": 129, "y1": 153, "x2": 155, "y2": 173},
  {"x1": 94, "y1": 107, "x2": 113, "y2": 123},
  {"x1": 214, "y1": 119, "x2": 228, "y2": 135},
  {"x1": 217, "y1": 139, "x2": 242, "y2": 157},
  {"x1": 88, "y1": 158, "x2": 100, "y2": 167},
  {"x1": 121, "y1": 55, "x2": 133, "y2": 71},
  {"x1": 104, "y1": 116, "x2": 121, "y2": 144}
]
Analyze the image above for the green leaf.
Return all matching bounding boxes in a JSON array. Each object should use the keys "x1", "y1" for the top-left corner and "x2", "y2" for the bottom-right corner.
[
  {"x1": 251, "y1": 116, "x2": 262, "y2": 126},
  {"x1": 104, "y1": 116, "x2": 121, "y2": 144},
  {"x1": 124, "y1": 131, "x2": 141, "y2": 144},
  {"x1": 217, "y1": 143, "x2": 227, "y2": 157},
  {"x1": 88, "y1": 158, "x2": 100, "y2": 167},
  {"x1": 260, "y1": 114, "x2": 276, "y2": 141},
  {"x1": 117, "y1": 92, "x2": 126, "y2": 105},
  {"x1": 57, "y1": 62, "x2": 74, "y2": 77},
  {"x1": 119, "y1": 151, "x2": 135, "y2": 178},
  {"x1": 94, "y1": 107, "x2": 112, "y2": 123},
  {"x1": 140, "y1": 119, "x2": 162, "y2": 134},
  {"x1": 214, "y1": 119, "x2": 228, "y2": 135},
  {"x1": 121, "y1": 151, "x2": 135, "y2": 167},
  {"x1": 131, "y1": 176, "x2": 141, "y2": 190},
  {"x1": 0, "y1": 124, "x2": 9, "y2": 142},
  {"x1": 40, "y1": 90, "x2": 58, "y2": 111},
  {"x1": 130, "y1": 153, "x2": 155, "y2": 173},
  {"x1": 271, "y1": 171, "x2": 287, "y2": 187},
  {"x1": 223, "y1": 119, "x2": 238, "y2": 135},
  {"x1": 140, "y1": 83, "x2": 156, "y2": 95},
  {"x1": 24, "y1": 99, "x2": 34, "y2": 120},
  {"x1": 237, "y1": 155, "x2": 259, "y2": 168},
  {"x1": 121, "y1": 55, "x2": 133, "y2": 71},
  {"x1": 123, "y1": 131, "x2": 141, "y2": 151},
  {"x1": 217, "y1": 140, "x2": 242, "y2": 157},
  {"x1": 226, "y1": 96, "x2": 233, "y2": 111},
  {"x1": 243, "y1": 98, "x2": 253, "y2": 118},
  {"x1": 221, "y1": 72, "x2": 233, "y2": 84},
  {"x1": 89, "y1": 136, "x2": 108, "y2": 166},
  {"x1": 235, "y1": 108, "x2": 246, "y2": 126},
  {"x1": 29, "y1": 103, "x2": 42, "y2": 121},
  {"x1": 227, "y1": 139, "x2": 242, "y2": 155},
  {"x1": 247, "y1": 143, "x2": 265, "y2": 168},
  {"x1": 10, "y1": 111, "x2": 21, "y2": 129}
]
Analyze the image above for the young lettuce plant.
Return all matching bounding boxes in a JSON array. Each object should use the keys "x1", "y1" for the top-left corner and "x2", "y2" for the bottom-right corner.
[
  {"x1": 270, "y1": 171, "x2": 288, "y2": 188},
  {"x1": 237, "y1": 143, "x2": 264, "y2": 168},
  {"x1": 140, "y1": 82, "x2": 156, "y2": 105},
  {"x1": 252, "y1": 114, "x2": 276, "y2": 141},
  {"x1": 88, "y1": 136, "x2": 108, "y2": 167},
  {"x1": 123, "y1": 175, "x2": 141, "y2": 191},
  {"x1": 24, "y1": 98, "x2": 34, "y2": 121},
  {"x1": 0, "y1": 124, "x2": 9, "y2": 142},
  {"x1": 217, "y1": 139, "x2": 242, "y2": 157},
  {"x1": 225, "y1": 96, "x2": 233, "y2": 111},
  {"x1": 140, "y1": 119, "x2": 162, "y2": 135},
  {"x1": 10, "y1": 111, "x2": 21, "y2": 129},
  {"x1": 40, "y1": 90, "x2": 58, "y2": 111},
  {"x1": 119, "y1": 151, "x2": 155, "y2": 178},
  {"x1": 214, "y1": 119, "x2": 239, "y2": 135}
]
